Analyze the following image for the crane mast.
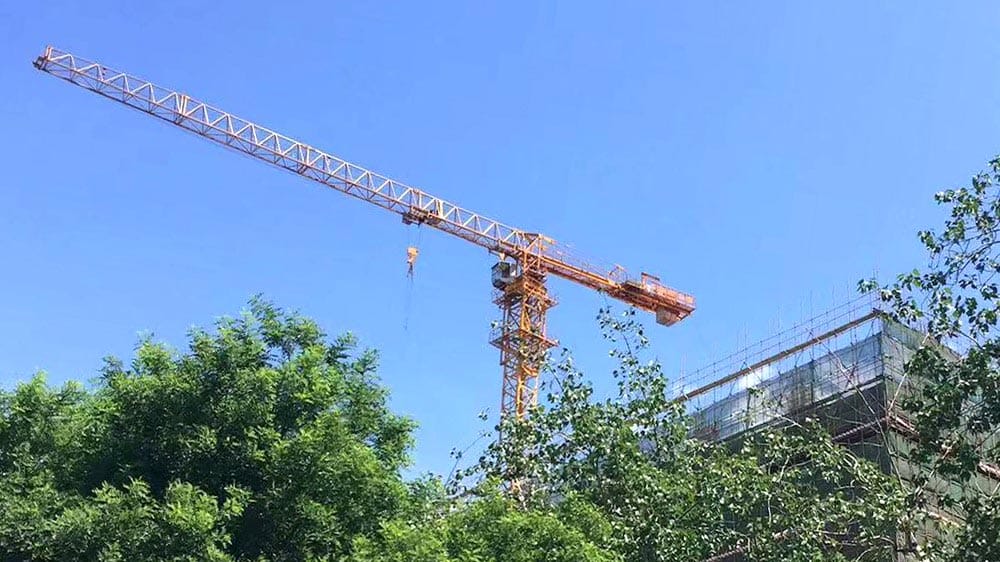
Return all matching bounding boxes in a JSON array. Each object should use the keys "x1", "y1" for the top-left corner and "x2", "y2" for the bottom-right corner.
[{"x1": 34, "y1": 46, "x2": 695, "y2": 420}]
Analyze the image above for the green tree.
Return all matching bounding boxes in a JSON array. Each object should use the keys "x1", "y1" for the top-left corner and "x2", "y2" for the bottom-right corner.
[
  {"x1": 0, "y1": 299, "x2": 611, "y2": 561},
  {"x1": 862, "y1": 157, "x2": 1000, "y2": 561},
  {"x1": 0, "y1": 299, "x2": 415, "y2": 561},
  {"x1": 457, "y1": 309, "x2": 905, "y2": 562},
  {"x1": 0, "y1": 298, "x2": 909, "y2": 561},
  {"x1": 350, "y1": 491, "x2": 618, "y2": 562}
]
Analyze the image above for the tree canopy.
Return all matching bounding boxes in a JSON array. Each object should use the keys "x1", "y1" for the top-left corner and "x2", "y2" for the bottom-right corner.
[
  {"x1": 0, "y1": 298, "x2": 422, "y2": 560},
  {"x1": 0, "y1": 297, "x2": 915, "y2": 561},
  {"x1": 455, "y1": 309, "x2": 904, "y2": 562},
  {"x1": 863, "y1": 156, "x2": 1000, "y2": 561}
]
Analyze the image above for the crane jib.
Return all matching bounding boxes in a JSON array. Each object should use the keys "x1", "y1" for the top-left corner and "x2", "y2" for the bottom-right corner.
[{"x1": 34, "y1": 45, "x2": 695, "y2": 419}]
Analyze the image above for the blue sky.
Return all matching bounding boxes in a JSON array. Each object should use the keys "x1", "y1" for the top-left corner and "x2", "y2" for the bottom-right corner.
[{"x1": 2, "y1": 2, "x2": 999, "y2": 476}]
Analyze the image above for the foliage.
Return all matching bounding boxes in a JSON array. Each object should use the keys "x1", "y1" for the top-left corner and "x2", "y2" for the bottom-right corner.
[
  {"x1": 0, "y1": 298, "x2": 415, "y2": 561},
  {"x1": 0, "y1": 299, "x2": 614, "y2": 561},
  {"x1": 350, "y1": 491, "x2": 618, "y2": 562},
  {"x1": 861, "y1": 156, "x2": 1000, "y2": 561},
  {"x1": 0, "y1": 297, "x2": 910, "y2": 561},
  {"x1": 458, "y1": 308, "x2": 905, "y2": 562}
]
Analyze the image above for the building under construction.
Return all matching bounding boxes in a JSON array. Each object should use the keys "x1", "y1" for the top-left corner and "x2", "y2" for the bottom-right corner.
[
  {"x1": 677, "y1": 295, "x2": 999, "y2": 560},
  {"x1": 679, "y1": 295, "x2": 916, "y2": 447}
]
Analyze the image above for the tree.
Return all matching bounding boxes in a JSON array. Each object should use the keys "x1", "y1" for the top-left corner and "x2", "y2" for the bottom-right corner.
[
  {"x1": 349, "y1": 490, "x2": 619, "y2": 562},
  {"x1": 0, "y1": 299, "x2": 416, "y2": 561},
  {"x1": 0, "y1": 298, "x2": 909, "y2": 561},
  {"x1": 0, "y1": 298, "x2": 612, "y2": 561},
  {"x1": 862, "y1": 156, "x2": 1000, "y2": 561},
  {"x1": 455, "y1": 309, "x2": 905, "y2": 562}
]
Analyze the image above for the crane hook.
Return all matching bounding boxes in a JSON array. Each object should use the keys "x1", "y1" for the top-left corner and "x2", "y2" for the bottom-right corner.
[{"x1": 406, "y1": 246, "x2": 420, "y2": 278}]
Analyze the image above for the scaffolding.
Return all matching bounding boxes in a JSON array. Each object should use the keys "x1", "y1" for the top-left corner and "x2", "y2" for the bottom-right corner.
[
  {"x1": 676, "y1": 293, "x2": 909, "y2": 442},
  {"x1": 679, "y1": 295, "x2": 998, "y2": 560}
]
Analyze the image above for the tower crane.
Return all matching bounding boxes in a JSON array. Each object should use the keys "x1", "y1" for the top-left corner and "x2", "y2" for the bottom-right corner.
[{"x1": 33, "y1": 46, "x2": 695, "y2": 420}]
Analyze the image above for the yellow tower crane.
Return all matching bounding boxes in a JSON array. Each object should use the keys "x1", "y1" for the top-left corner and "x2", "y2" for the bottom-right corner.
[{"x1": 34, "y1": 46, "x2": 696, "y2": 420}]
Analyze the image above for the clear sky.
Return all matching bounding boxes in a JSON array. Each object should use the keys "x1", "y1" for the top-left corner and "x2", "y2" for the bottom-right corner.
[{"x1": 2, "y1": 2, "x2": 999, "y2": 476}]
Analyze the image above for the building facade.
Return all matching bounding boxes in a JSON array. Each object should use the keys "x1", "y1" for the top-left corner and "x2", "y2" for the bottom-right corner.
[{"x1": 680, "y1": 300, "x2": 998, "y2": 560}]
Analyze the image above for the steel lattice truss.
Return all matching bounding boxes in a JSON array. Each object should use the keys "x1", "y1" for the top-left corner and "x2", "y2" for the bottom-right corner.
[
  {"x1": 34, "y1": 46, "x2": 696, "y2": 418},
  {"x1": 34, "y1": 47, "x2": 694, "y2": 322}
]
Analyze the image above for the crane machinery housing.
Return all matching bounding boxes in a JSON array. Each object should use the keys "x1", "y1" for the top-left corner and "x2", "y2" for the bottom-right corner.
[{"x1": 34, "y1": 46, "x2": 696, "y2": 420}]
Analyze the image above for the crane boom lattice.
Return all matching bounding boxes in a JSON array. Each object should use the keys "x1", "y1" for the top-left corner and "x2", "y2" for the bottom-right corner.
[{"x1": 34, "y1": 46, "x2": 696, "y2": 420}]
